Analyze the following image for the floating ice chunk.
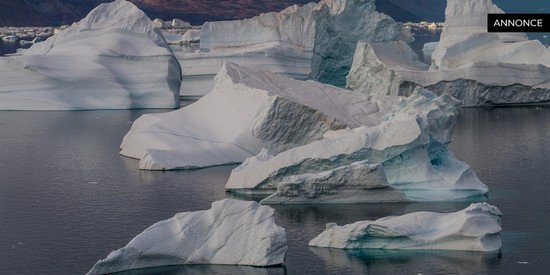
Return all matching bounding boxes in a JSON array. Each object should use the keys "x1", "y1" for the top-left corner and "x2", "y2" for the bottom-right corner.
[
  {"x1": 422, "y1": 41, "x2": 438, "y2": 65},
  {"x1": 226, "y1": 88, "x2": 488, "y2": 202},
  {"x1": 346, "y1": 0, "x2": 550, "y2": 106},
  {"x1": 178, "y1": 0, "x2": 413, "y2": 97},
  {"x1": 431, "y1": 0, "x2": 527, "y2": 69},
  {"x1": 87, "y1": 199, "x2": 287, "y2": 274},
  {"x1": 200, "y1": 3, "x2": 317, "y2": 50},
  {"x1": 310, "y1": 0, "x2": 413, "y2": 87},
  {"x1": 178, "y1": 3, "x2": 317, "y2": 97},
  {"x1": 122, "y1": 62, "x2": 400, "y2": 170},
  {"x1": 346, "y1": 38, "x2": 550, "y2": 106},
  {"x1": 260, "y1": 161, "x2": 408, "y2": 204},
  {"x1": 160, "y1": 30, "x2": 186, "y2": 44},
  {"x1": 152, "y1": 18, "x2": 170, "y2": 28},
  {"x1": 177, "y1": 45, "x2": 312, "y2": 97},
  {"x1": 0, "y1": 0, "x2": 181, "y2": 110},
  {"x1": 309, "y1": 203, "x2": 502, "y2": 251},
  {"x1": 172, "y1": 19, "x2": 191, "y2": 29},
  {"x1": 181, "y1": 29, "x2": 200, "y2": 44}
]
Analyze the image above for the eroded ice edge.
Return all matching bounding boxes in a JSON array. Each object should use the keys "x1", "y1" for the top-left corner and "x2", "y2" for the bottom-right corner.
[
  {"x1": 309, "y1": 203, "x2": 502, "y2": 252},
  {"x1": 87, "y1": 199, "x2": 287, "y2": 274},
  {"x1": 346, "y1": 0, "x2": 550, "y2": 107}
]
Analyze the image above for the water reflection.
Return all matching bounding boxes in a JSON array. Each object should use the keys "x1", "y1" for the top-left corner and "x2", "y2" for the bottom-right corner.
[
  {"x1": 115, "y1": 265, "x2": 286, "y2": 275},
  {"x1": 311, "y1": 247, "x2": 501, "y2": 274},
  {"x1": 1, "y1": 108, "x2": 548, "y2": 274}
]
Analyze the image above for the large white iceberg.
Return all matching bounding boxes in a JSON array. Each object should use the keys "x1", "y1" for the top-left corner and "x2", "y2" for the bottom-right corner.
[
  {"x1": 310, "y1": 0, "x2": 413, "y2": 87},
  {"x1": 177, "y1": 0, "x2": 412, "y2": 97},
  {"x1": 87, "y1": 199, "x2": 287, "y2": 274},
  {"x1": 430, "y1": 0, "x2": 528, "y2": 69},
  {"x1": 226, "y1": 86, "x2": 488, "y2": 203},
  {"x1": 309, "y1": 203, "x2": 502, "y2": 251},
  {"x1": 0, "y1": 0, "x2": 181, "y2": 110},
  {"x1": 121, "y1": 62, "x2": 393, "y2": 170},
  {"x1": 178, "y1": 3, "x2": 317, "y2": 97},
  {"x1": 346, "y1": 0, "x2": 550, "y2": 106}
]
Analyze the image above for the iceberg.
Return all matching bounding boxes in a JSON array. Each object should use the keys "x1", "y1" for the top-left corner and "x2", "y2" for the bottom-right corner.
[
  {"x1": 177, "y1": 0, "x2": 412, "y2": 97},
  {"x1": 430, "y1": 0, "x2": 528, "y2": 69},
  {"x1": 346, "y1": 0, "x2": 550, "y2": 106},
  {"x1": 171, "y1": 19, "x2": 191, "y2": 29},
  {"x1": 309, "y1": 203, "x2": 502, "y2": 252},
  {"x1": 178, "y1": 3, "x2": 317, "y2": 97},
  {"x1": 310, "y1": 0, "x2": 413, "y2": 87},
  {"x1": 181, "y1": 29, "x2": 201, "y2": 44},
  {"x1": 226, "y1": 86, "x2": 488, "y2": 203},
  {"x1": 87, "y1": 199, "x2": 287, "y2": 274},
  {"x1": 152, "y1": 18, "x2": 170, "y2": 28},
  {"x1": 0, "y1": 0, "x2": 181, "y2": 110},
  {"x1": 421, "y1": 41, "x2": 438, "y2": 63},
  {"x1": 122, "y1": 62, "x2": 395, "y2": 170},
  {"x1": 199, "y1": 3, "x2": 317, "y2": 51}
]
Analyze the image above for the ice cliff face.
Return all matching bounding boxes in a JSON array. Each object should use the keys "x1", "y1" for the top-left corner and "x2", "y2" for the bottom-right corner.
[
  {"x1": 309, "y1": 203, "x2": 502, "y2": 251},
  {"x1": 121, "y1": 62, "x2": 393, "y2": 170},
  {"x1": 87, "y1": 199, "x2": 287, "y2": 274},
  {"x1": 310, "y1": 0, "x2": 413, "y2": 87},
  {"x1": 430, "y1": 0, "x2": 549, "y2": 73},
  {"x1": 0, "y1": 0, "x2": 181, "y2": 110},
  {"x1": 226, "y1": 86, "x2": 488, "y2": 203},
  {"x1": 346, "y1": 0, "x2": 550, "y2": 107},
  {"x1": 178, "y1": 0, "x2": 412, "y2": 97},
  {"x1": 431, "y1": 0, "x2": 526, "y2": 69},
  {"x1": 177, "y1": 3, "x2": 317, "y2": 97},
  {"x1": 200, "y1": 3, "x2": 318, "y2": 50}
]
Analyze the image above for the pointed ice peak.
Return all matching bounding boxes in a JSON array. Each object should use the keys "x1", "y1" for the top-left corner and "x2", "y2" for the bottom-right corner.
[
  {"x1": 441, "y1": 0, "x2": 526, "y2": 44},
  {"x1": 77, "y1": 0, "x2": 157, "y2": 37}
]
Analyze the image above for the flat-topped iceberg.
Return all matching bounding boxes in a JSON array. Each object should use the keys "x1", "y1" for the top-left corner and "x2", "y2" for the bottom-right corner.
[
  {"x1": 309, "y1": 203, "x2": 502, "y2": 251},
  {"x1": 177, "y1": 0, "x2": 412, "y2": 97},
  {"x1": 122, "y1": 62, "x2": 398, "y2": 170},
  {"x1": 87, "y1": 199, "x2": 287, "y2": 274},
  {"x1": 346, "y1": 0, "x2": 550, "y2": 106},
  {"x1": 200, "y1": 3, "x2": 317, "y2": 51},
  {"x1": 178, "y1": 3, "x2": 317, "y2": 97},
  {"x1": 226, "y1": 86, "x2": 488, "y2": 203},
  {"x1": 0, "y1": 0, "x2": 181, "y2": 110}
]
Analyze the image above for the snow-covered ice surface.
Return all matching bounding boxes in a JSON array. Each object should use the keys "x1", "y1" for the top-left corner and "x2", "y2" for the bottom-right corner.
[
  {"x1": 181, "y1": 29, "x2": 200, "y2": 44},
  {"x1": 87, "y1": 199, "x2": 287, "y2": 274},
  {"x1": 346, "y1": 0, "x2": 550, "y2": 107},
  {"x1": 121, "y1": 62, "x2": 398, "y2": 170},
  {"x1": 422, "y1": 41, "x2": 438, "y2": 64},
  {"x1": 177, "y1": 0, "x2": 412, "y2": 96},
  {"x1": 309, "y1": 203, "x2": 502, "y2": 251},
  {"x1": 177, "y1": 45, "x2": 313, "y2": 97},
  {"x1": 430, "y1": 0, "x2": 528, "y2": 69},
  {"x1": 200, "y1": 3, "x2": 317, "y2": 51},
  {"x1": 0, "y1": 0, "x2": 181, "y2": 110},
  {"x1": 310, "y1": 0, "x2": 413, "y2": 87},
  {"x1": 178, "y1": 3, "x2": 317, "y2": 97},
  {"x1": 226, "y1": 86, "x2": 488, "y2": 203}
]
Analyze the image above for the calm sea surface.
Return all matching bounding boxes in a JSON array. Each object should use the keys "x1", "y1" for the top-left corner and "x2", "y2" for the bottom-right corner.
[{"x1": 0, "y1": 106, "x2": 549, "y2": 274}]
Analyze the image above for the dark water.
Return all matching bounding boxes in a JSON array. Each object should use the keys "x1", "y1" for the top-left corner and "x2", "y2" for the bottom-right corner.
[
  {"x1": 0, "y1": 40, "x2": 18, "y2": 56},
  {"x1": 1, "y1": 106, "x2": 549, "y2": 274},
  {"x1": 409, "y1": 29, "x2": 441, "y2": 63}
]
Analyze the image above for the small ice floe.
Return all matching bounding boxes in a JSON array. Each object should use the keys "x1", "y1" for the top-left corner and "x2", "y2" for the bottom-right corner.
[
  {"x1": 87, "y1": 199, "x2": 287, "y2": 274},
  {"x1": 310, "y1": 203, "x2": 502, "y2": 251}
]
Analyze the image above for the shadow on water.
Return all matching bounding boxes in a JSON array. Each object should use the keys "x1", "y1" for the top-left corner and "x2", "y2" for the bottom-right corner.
[{"x1": 114, "y1": 265, "x2": 287, "y2": 275}]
